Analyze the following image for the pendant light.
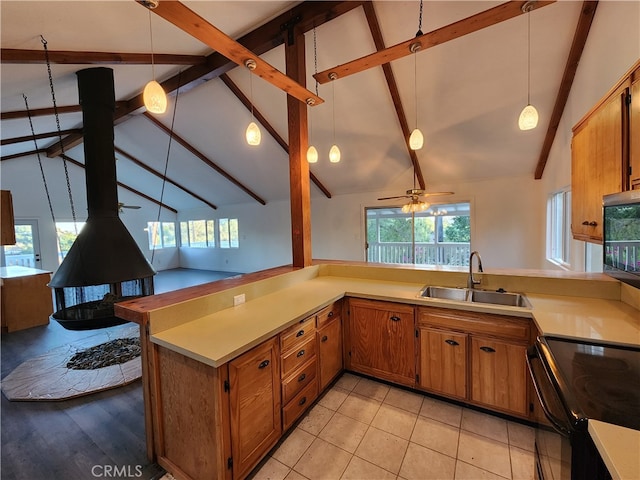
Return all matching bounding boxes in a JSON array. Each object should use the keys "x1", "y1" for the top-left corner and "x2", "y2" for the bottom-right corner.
[
  {"x1": 328, "y1": 72, "x2": 340, "y2": 163},
  {"x1": 518, "y1": 1, "x2": 538, "y2": 131},
  {"x1": 409, "y1": 0, "x2": 424, "y2": 150},
  {"x1": 143, "y1": 2, "x2": 167, "y2": 115},
  {"x1": 307, "y1": 26, "x2": 319, "y2": 163},
  {"x1": 244, "y1": 59, "x2": 261, "y2": 146}
]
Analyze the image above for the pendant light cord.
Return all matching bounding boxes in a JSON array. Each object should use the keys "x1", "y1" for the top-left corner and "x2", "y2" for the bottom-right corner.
[
  {"x1": 414, "y1": 51, "x2": 418, "y2": 129},
  {"x1": 148, "y1": 10, "x2": 156, "y2": 81},
  {"x1": 416, "y1": 0, "x2": 424, "y2": 36},
  {"x1": 42, "y1": 35, "x2": 77, "y2": 232},
  {"x1": 527, "y1": 11, "x2": 531, "y2": 104}
]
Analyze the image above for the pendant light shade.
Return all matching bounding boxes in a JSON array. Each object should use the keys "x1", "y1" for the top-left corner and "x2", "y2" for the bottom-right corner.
[
  {"x1": 307, "y1": 145, "x2": 318, "y2": 163},
  {"x1": 143, "y1": 80, "x2": 167, "y2": 114},
  {"x1": 518, "y1": 104, "x2": 539, "y2": 131},
  {"x1": 329, "y1": 145, "x2": 341, "y2": 163},
  {"x1": 246, "y1": 121, "x2": 261, "y2": 146},
  {"x1": 409, "y1": 128, "x2": 424, "y2": 150}
]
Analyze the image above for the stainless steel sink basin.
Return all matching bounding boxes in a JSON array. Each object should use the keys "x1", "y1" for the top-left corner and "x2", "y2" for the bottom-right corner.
[
  {"x1": 419, "y1": 286, "x2": 469, "y2": 301},
  {"x1": 418, "y1": 285, "x2": 531, "y2": 308},
  {"x1": 469, "y1": 289, "x2": 531, "y2": 308}
]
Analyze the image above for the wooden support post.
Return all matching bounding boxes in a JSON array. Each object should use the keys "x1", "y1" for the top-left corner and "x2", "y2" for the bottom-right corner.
[{"x1": 285, "y1": 31, "x2": 312, "y2": 268}]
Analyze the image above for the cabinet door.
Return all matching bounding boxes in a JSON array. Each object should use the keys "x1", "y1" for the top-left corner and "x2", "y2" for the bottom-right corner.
[
  {"x1": 418, "y1": 327, "x2": 466, "y2": 400},
  {"x1": 317, "y1": 315, "x2": 343, "y2": 391},
  {"x1": 630, "y1": 70, "x2": 640, "y2": 189},
  {"x1": 348, "y1": 299, "x2": 415, "y2": 386},
  {"x1": 470, "y1": 336, "x2": 528, "y2": 416},
  {"x1": 229, "y1": 337, "x2": 281, "y2": 480}
]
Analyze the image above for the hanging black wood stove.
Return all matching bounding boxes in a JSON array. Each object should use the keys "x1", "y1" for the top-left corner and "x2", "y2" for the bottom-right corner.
[{"x1": 49, "y1": 67, "x2": 155, "y2": 330}]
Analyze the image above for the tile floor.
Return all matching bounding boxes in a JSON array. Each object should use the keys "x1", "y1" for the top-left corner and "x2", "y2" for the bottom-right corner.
[{"x1": 251, "y1": 373, "x2": 536, "y2": 480}]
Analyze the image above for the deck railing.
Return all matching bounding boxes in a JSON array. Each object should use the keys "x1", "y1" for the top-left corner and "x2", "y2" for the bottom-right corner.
[
  {"x1": 367, "y1": 242, "x2": 471, "y2": 266},
  {"x1": 605, "y1": 240, "x2": 640, "y2": 272}
]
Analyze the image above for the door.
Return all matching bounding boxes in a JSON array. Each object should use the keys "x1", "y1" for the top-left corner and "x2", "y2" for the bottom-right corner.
[
  {"x1": 348, "y1": 298, "x2": 416, "y2": 386},
  {"x1": 317, "y1": 315, "x2": 343, "y2": 391},
  {"x1": 470, "y1": 336, "x2": 528, "y2": 416},
  {"x1": 1, "y1": 219, "x2": 42, "y2": 268},
  {"x1": 228, "y1": 337, "x2": 281, "y2": 480},
  {"x1": 418, "y1": 327, "x2": 467, "y2": 399}
]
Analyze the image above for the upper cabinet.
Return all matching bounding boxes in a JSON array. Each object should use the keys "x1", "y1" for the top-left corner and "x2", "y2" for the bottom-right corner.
[{"x1": 571, "y1": 59, "x2": 640, "y2": 243}]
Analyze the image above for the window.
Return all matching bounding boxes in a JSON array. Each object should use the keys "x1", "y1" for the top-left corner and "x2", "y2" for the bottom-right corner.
[
  {"x1": 179, "y1": 220, "x2": 215, "y2": 248},
  {"x1": 366, "y1": 203, "x2": 471, "y2": 266},
  {"x1": 219, "y1": 218, "x2": 239, "y2": 248},
  {"x1": 56, "y1": 221, "x2": 86, "y2": 264},
  {"x1": 147, "y1": 222, "x2": 176, "y2": 249},
  {"x1": 547, "y1": 189, "x2": 571, "y2": 266}
]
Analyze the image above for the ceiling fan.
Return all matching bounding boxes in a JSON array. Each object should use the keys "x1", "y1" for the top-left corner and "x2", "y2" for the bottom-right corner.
[
  {"x1": 118, "y1": 202, "x2": 141, "y2": 213},
  {"x1": 378, "y1": 170, "x2": 453, "y2": 213},
  {"x1": 313, "y1": 0, "x2": 555, "y2": 85}
]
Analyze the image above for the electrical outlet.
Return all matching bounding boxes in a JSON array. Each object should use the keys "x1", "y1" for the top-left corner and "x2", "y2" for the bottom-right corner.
[{"x1": 233, "y1": 294, "x2": 245, "y2": 306}]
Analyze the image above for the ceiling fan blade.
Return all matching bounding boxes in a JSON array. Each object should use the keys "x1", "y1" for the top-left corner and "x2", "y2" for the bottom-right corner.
[
  {"x1": 423, "y1": 192, "x2": 455, "y2": 197},
  {"x1": 314, "y1": 0, "x2": 555, "y2": 84},
  {"x1": 122, "y1": 205, "x2": 142, "y2": 209},
  {"x1": 377, "y1": 195, "x2": 411, "y2": 201},
  {"x1": 144, "y1": 1, "x2": 323, "y2": 107}
]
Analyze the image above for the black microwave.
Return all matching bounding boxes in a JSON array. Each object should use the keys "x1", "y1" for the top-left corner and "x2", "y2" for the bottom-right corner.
[{"x1": 603, "y1": 190, "x2": 640, "y2": 288}]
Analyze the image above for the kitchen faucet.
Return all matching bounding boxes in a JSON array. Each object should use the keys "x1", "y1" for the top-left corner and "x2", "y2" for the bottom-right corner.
[{"x1": 468, "y1": 251, "x2": 484, "y2": 289}]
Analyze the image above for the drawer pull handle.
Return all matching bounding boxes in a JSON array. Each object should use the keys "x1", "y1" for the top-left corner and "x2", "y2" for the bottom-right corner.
[
  {"x1": 296, "y1": 330, "x2": 305, "y2": 338},
  {"x1": 588, "y1": 221, "x2": 598, "y2": 227},
  {"x1": 299, "y1": 397, "x2": 307, "y2": 406},
  {"x1": 321, "y1": 335, "x2": 328, "y2": 342},
  {"x1": 445, "y1": 339, "x2": 459, "y2": 346},
  {"x1": 328, "y1": 311, "x2": 334, "y2": 318},
  {"x1": 480, "y1": 346, "x2": 496, "y2": 353},
  {"x1": 258, "y1": 360, "x2": 270, "y2": 369},
  {"x1": 298, "y1": 373, "x2": 306, "y2": 383},
  {"x1": 296, "y1": 349, "x2": 305, "y2": 358},
  {"x1": 390, "y1": 316, "x2": 401, "y2": 322},
  {"x1": 582, "y1": 220, "x2": 590, "y2": 225}
]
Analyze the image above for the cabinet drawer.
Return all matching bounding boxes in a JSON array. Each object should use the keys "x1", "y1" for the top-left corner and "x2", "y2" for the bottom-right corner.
[
  {"x1": 282, "y1": 358, "x2": 317, "y2": 405},
  {"x1": 283, "y1": 379, "x2": 318, "y2": 431},
  {"x1": 281, "y1": 336, "x2": 316, "y2": 378},
  {"x1": 280, "y1": 316, "x2": 316, "y2": 353},
  {"x1": 418, "y1": 307, "x2": 530, "y2": 342},
  {"x1": 317, "y1": 301, "x2": 341, "y2": 328}
]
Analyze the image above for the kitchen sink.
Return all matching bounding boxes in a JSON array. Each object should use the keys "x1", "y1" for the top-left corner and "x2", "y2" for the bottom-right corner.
[{"x1": 418, "y1": 285, "x2": 531, "y2": 308}]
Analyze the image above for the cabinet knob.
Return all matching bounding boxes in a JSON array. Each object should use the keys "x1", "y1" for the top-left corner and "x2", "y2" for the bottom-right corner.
[
  {"x1": 480, "y1": 346, "x2": 496, "y2": 353},
  {"x1": 390, "y1": 316, "x2": 401, "y2": 322},
  {"x1": 298, "y1": 373, "x2": 306, "y2": 383},
  {"x1": 296, "y1": 330, "x2": 305, "y2": 338},
  {"x1": 321, "y1": 335, "x2": 328, "y2": 342},
  {"x1": 445, "y1": 339, "x2": 459, "y2": 346},
  {"x1": 296, "y1": 349, "x2": 305, "y2": 358},
  {"x1": 588, "y1": 221, "x2": 598, "y2": 227},
  {"x1": 258, "y1": 360, "x2": 270, "y2": 369},
  {"x1": 298, "y1": 396, "x2": 307, "y2": 406},
  {"x1": 582, "y1": 220, "x2": 590, "y2": 225},
  {"x1": 328, "y1": 311, "x2": 334, "y2": 318}
]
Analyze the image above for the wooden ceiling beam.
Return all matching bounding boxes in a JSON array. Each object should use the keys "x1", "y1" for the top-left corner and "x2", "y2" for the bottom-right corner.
[
  {"x1": 534, "y1": 0, "x2": 598, "y2": 179},
  {"x1": 114, "y1": 146, "x2": 217, "y2": 210},
  {"x1": 0, "y1": 148, "x2": 47, "y2": 161},
  {"x1": 1, "y1": 102, "x2": 128, "y2": 120},
  {"x1": 362, "y1": 2, "x2": 425, "y2": 191},
  {"x1": 142, "y1": 112, "x2": 267, "y2": 205},
  {"x1": 219, "y1": 73, "x2": 332, "y2": 199},
  {"x1": 315, "y1": 0, "x2": 555, "y2": 84},
  {"x1": 0, "y1": 49, "x2": 206, "y2": 65},
  {"x1": 1, "y1": 128, "x2": 82, "y2": 146}
]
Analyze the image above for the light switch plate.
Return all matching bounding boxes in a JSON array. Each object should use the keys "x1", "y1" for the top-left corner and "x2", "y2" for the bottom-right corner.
[{"x1": 233, "y1": 294, "x2": 245, "y2": 306}]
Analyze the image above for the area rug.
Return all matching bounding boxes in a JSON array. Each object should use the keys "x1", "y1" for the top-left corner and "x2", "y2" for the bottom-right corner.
[{"x1": 1, "y1": 324, "x2": 141, "y2": 401}]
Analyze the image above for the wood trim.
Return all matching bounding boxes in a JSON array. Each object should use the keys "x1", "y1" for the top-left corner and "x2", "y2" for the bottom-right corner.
[
  {"x1": 219, "y1": 73, "x2": 333, "y2": 200},
  {"x1": 314, "y1": 0, "x2": 556, "y2": 84},
  {"x1": 362, "y1": 2, "x2": 425, "y2": 190},
  {"x1": 0, "y1": 148, "x2": 47, "y2": 161},
  {"x1": 142, "y1": 112, "x2": 266, "y2": 205},
  {"x1": 114, "y1": 146, "x2": 218, "y2": 210},
  {"x1": 1, "y1": 128, "x2": 82, "y2": 146},
  {"x1": 534, "y1": 1, "x2": 598, "y2": 180},
  {"x1": 0, "y1": 48, "x2": 206, "y2": 65}
]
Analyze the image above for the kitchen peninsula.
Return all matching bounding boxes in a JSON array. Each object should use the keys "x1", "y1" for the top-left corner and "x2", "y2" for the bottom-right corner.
[{"x1": 115, "y1": 262, "x2": 640, "y2": 480}]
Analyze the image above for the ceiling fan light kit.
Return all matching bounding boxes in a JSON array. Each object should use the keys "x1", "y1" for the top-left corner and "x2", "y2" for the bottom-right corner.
[{"x1": 519, "y1": 0, "x2": 538, "y2": 131}]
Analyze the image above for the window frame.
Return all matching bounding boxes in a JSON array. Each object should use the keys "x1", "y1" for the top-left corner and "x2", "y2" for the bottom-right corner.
[{"x1": 547, "y1": 187, "x2": 572, "y2": 268}]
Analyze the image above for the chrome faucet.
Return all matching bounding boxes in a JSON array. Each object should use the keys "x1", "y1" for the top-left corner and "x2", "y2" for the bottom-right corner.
[{"x1": 468, "y1": 251, "x2": 484, "y2": 289}]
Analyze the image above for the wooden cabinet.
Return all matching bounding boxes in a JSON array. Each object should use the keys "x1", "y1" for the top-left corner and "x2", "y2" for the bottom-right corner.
[
  {"x1": 630, "y1": 66, "x2": 640, "y2": 190},
  {"x1": 229, "y1": 337, "x2": 281, "y2": 480},
  {"x1": 279, "y1": 314, "x2": 318, "y2": 431},
  {"x1": 317, "y1": 304, "x2": 343, "y2": 391},
  {"x1": 1, "y1": 190, "x2": 16, "y2": 245},
  {"x1": 417, "y1": 306, "x2": 531, "y2": 418},
  {"x1": 418, "y1": 327, "x2": 466, "y2": 399},
  {"x1": 1, "y1": 266, "x2": 52, "y2": 333},
  {"x1": 346, "y1": 298, "x2": 416, "y2": 386}
]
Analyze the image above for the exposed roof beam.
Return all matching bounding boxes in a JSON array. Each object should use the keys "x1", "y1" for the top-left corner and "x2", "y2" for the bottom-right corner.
[
  {"x1": 1, "y1": 102, "x2": 128, "y2": 120},
  {"x1": 1, "y1": 128, "x2": 82, "y2": 146},
  {"x1": 314, "y1": 0, "x2": 556, "y2": 84},
  {"x1": 0, "y1": 49, "x2": 206, "y2": 65},
  {"x1": 0, "y1": 148, "x2": 47, "y2": 161},
  {"x1": 362, "y1": 2, "x2": 425, "y2": 190},
  {"x1": 142, "y1": 111, "x2": 267, "y2": 205},
  {"x1": 534, "y1": 0, "x2": 598, "y2": 179},
  {"x1": 59, "y1": 154, "x2": 178, "y2": 213},
  {"x1": 219, "y1": 73, "x2": 332, "y2": 199},
  {"x1": 114, "y1": 146, "x2": 218, "y2": 210}
]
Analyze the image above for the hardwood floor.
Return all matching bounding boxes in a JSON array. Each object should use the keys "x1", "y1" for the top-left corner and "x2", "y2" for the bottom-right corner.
[{"x1": 1, "y1": 268, "x2": 241, "y2": 480}]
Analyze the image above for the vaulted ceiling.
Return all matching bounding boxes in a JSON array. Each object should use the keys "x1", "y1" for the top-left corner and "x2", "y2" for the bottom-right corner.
[{"x1": 1, "y1": 1, "x2": 596, "y2": 213}]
